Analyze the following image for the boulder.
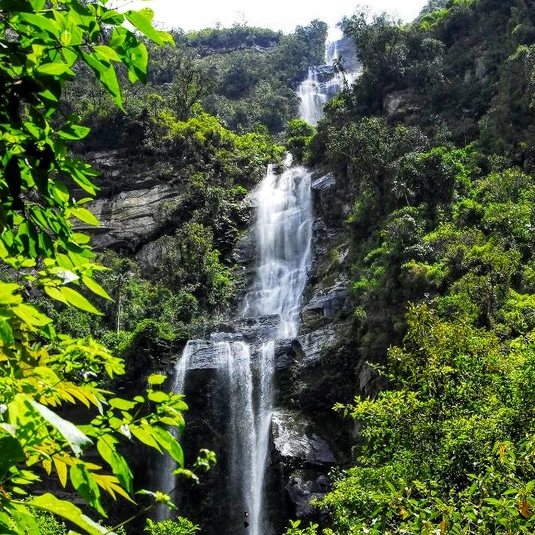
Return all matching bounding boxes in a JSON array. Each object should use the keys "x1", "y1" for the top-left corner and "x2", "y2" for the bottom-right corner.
[
  {"x1": 285, "y1": 470, "x2": 330, "y2": 519},
  {"x1": 271, "y1": 410, "x2": 336, "y2": 466}
]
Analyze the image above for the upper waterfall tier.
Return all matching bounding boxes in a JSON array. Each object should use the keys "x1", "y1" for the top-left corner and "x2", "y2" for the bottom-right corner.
[{"x1": 298, "y1": 29, "x2": 359, "y2": 125}]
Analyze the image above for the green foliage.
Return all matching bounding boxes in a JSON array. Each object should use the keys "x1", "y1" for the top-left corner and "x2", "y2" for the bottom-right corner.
[
  {"x1": 63, "y1": 19, "x2": 328, "y2": 138},
  {"x1": 285, "y1": 119, "x2": 315, "y2": 164},
  {"x1": 145, "y1": 517, "x2": 200, "y2": 535},
  {"x1": 0, "y1": 2, "x2": 216, "y2": 534},
  {"x1": 285, "y1": 519, "x2": 319, "y2": 535},
  {"x1": 156, "y1": 222, "x2": 234, "y2": 311},
  {"x1": 308, "y1": 5, "x2": 535, "y2": 534},
  {"x1": 34, "y1": 510, "x2": 67, "y2": 535},
  {"x1": 322, "y1": 304, "x2": 535, "y2": 534}
]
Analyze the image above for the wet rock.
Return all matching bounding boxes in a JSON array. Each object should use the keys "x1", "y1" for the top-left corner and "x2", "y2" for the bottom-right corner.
[
  {"x1": 185, "y1": 340, "x2": 222, "y2": 370},
  {"x1": 235, "y1": 315, "x2": 281, "y2": 343},
  {"x1": 295, "y1": 325, "x2": 343, "y2": 366},
  {"x1": 303, "y1": 282, "x2": 349, "y2": 318},
  {"x1": 271, "y1": 410, "x2": 336, "y2": 466},
  {"x1": 274, "y1": 339, "x2": 296, "y2": 369},
  {"x1": 233, "y1": 231, "x2": 256, "y2": 265},
  {"x1": 285, "y1": 470, "x2": 330, "y2": 519},
  {"x1": 311, "y1": 173, "x2": 336, "y2": 191}
]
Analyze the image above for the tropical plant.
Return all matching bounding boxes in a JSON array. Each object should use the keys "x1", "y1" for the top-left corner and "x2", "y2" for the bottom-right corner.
[
  {"x1": 0, "y1": 1, "x2": 213, "y2": 534},
  {"x1": 144, "y1": 517, "x2": 200, "y2": 535}
]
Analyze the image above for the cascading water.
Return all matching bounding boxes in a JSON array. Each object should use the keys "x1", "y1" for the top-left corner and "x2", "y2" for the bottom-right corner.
[
  {"x1": 236, "y1": 160, "x2": 312, "y2": 534},
  {"x1": 298, "y1": 27, "x2": 359, "y2": 126},
  {"x1": 154, "y1": 341, "x2": 194, "y2": 521},
  {"x1": 220, "y1": 341, "x2": 258, "y2": 527},
  {"x1": 242, "y1": 159, "x2": 313, "y2": 338},
  {"x1": 157, "y1": 27, "x2": 353, "y2": 535}
]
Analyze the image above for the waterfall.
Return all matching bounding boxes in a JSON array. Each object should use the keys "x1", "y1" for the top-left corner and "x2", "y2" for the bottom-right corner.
[
  {"x1": 157, "y1": 27, "x2": 354, "y2": 535},
  {"x1": 242, "y1": 158, "x2": 313, "y2": 338},
  {"x1": 298, "y1": 27, "x2": 360, "y2": 126},
  {"x1": 220, "y1": 342, "x2": 258, "y2": 527},
  {"x1": 238, "y1": 160, "x2": 312, "y2": 535},
  {"x1": 154, "y1": 342, "x2": 194, "y2": 521},
  {"x1": 251, "y1": 341, "x2": 275, "y2": 535}
]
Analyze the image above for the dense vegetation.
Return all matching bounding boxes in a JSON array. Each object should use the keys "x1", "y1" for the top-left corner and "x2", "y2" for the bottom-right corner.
[
  {"x1": 0, "y1": 1, "x2": 220, "y2": 535},
  {"x1": 43, "y1": 18, "x2": 326, "y2": 366},
  {"x1": 286, "y1": 0, "x2": 535, "y2": 533},
  {"x1": 4, "y1": 0, "x2": 535, "y2": 532},
  {"x1": 61, "y1": 19, "x2": 327, "y2": 146}
]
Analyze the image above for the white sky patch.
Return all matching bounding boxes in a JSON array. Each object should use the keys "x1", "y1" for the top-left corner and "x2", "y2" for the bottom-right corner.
[{"x1": 123, "y1": 0, "x2": 429, "y2": 33}]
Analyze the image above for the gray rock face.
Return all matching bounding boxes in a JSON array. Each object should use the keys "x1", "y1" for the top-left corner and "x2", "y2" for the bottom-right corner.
[
  {"x1": 303, "y1": 281, "x2": 349, "y2": 318},
  {"x1": 295, "y1": 324, "x2": 343, "y2": 366},
  {"x1": 311, "y1": 173, "x2": 336, "y2": 191},
  {"x1": 233, "y1": 231, "x2": 256, "y2": 265},
  {"x1": 87, "y1": 184, "x2": 182, "y2": 250},
  {"x1": 271, "y1": 410, "x2": 336, "y2": 466}
]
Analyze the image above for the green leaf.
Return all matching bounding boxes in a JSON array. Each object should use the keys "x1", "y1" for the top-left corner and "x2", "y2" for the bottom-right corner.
[
  {"x1": 0, "y1": 283, "x2": 23, "y2": 305},
  {"x1": 29, "y1": 399, "x2": 93, "y2": 456},
  {"x1": 11, "y1": 506, "x2": 40, "y2": 535},
  {"x1": 0, "y1": 319, "x2": 15, "y2": 346},
  {"x1": 108, "y1": 398, "x2": 137, "y2": 411},
  {"x1": 44, "y1": 285, "x2": 69, "y2": 305},
  {"x1": 58, "y1": 124, "x2": 91, "y2": 140},
  {"x1": 26, "y1": 494, "x2": 113, "y2": 535},
  {"x1": 12, "y1": 303, "x2": 51, "y2": 328},
  {"x1": 82, "y1": 275, "x2": 112, "y2": 300},
  {"x1": 80, "y1": 52, "x2": 123, "y2": 110},
  {"x1": 96, "y1": 438, "x2": 133, "y2": 494},
  {"x1": 60, "y1": 286, "x2": 103, "y2": 315},
  {"x1": 18, "y1": 13, "x2": 60, "y2": 38},
  {"x1": 0, "y1": 434, "x2": 25, "y2": 478},
  {"x1": 125, "y1": 41, "x2": 148, "y2": 84},
  {"x1": 124, "y1": 10, "x2": 174, "y2": 47},
  {"x1": 152, "y1": 426, "x2": 184, "y2": 467},
  {"x1": 70, "y1": 463, "x2": 105, "y2": 515},
  {"x1": 73, "y1": 233, "x2": 91, "y2": 245},
  {"x1": 100, "y1": 10, "x2": 124, "y2": 24},
  {"x1": 30, "y1": 0, "x2": 46, "y2": 9},
  {"x1": 70, "y1": 207, "x2": 100, "y2": 226},
  {"x1": 94, "y1": 45, "x2": 121, "y2": 62},
  {"x1": 148, "y1": 391, "x2": 169, "y2": 403},
  {"x1": 36, "y1": 62, "x2": 74, "y2": 77},
  {"x1": 130, "y1": 425, "x2": 161, "y2": 451},
  {"x1": 148, "y1": 374, "x2": 167, "y2": 386}
]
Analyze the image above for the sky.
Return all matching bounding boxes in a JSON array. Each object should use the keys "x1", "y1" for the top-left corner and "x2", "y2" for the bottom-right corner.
[{"x1": 126, "y1": 0, "x2": 430, "y2": 33}]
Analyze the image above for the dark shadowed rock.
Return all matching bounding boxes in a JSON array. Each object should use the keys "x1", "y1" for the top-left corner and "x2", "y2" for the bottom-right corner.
[
  {"x1": 285, "y1": 470, "x2": 330, "y2": 519},
  {"x1": 303, "y1": 281, "x2": 350, "y2": 318}
]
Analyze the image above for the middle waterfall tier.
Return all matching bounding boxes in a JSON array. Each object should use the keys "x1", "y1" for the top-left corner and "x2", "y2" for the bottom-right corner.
[{"x1": 242, "y1": 162, "x2": 313, "y2": 339}]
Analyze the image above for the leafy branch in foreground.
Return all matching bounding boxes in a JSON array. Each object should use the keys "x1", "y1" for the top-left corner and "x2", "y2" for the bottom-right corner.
[{"x1": 0, "y1": 1, "x2": 212, "y2": 534}]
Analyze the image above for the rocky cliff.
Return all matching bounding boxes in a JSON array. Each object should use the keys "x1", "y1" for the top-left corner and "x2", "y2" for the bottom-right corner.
[{"x1": 83, "y1": 151, "x2": 360, "y2": 532}]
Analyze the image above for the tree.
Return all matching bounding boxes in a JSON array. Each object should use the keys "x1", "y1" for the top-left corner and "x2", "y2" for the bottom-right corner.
[{"x1": 0, "y1": 2, "x2": 212, "y2": 534}]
